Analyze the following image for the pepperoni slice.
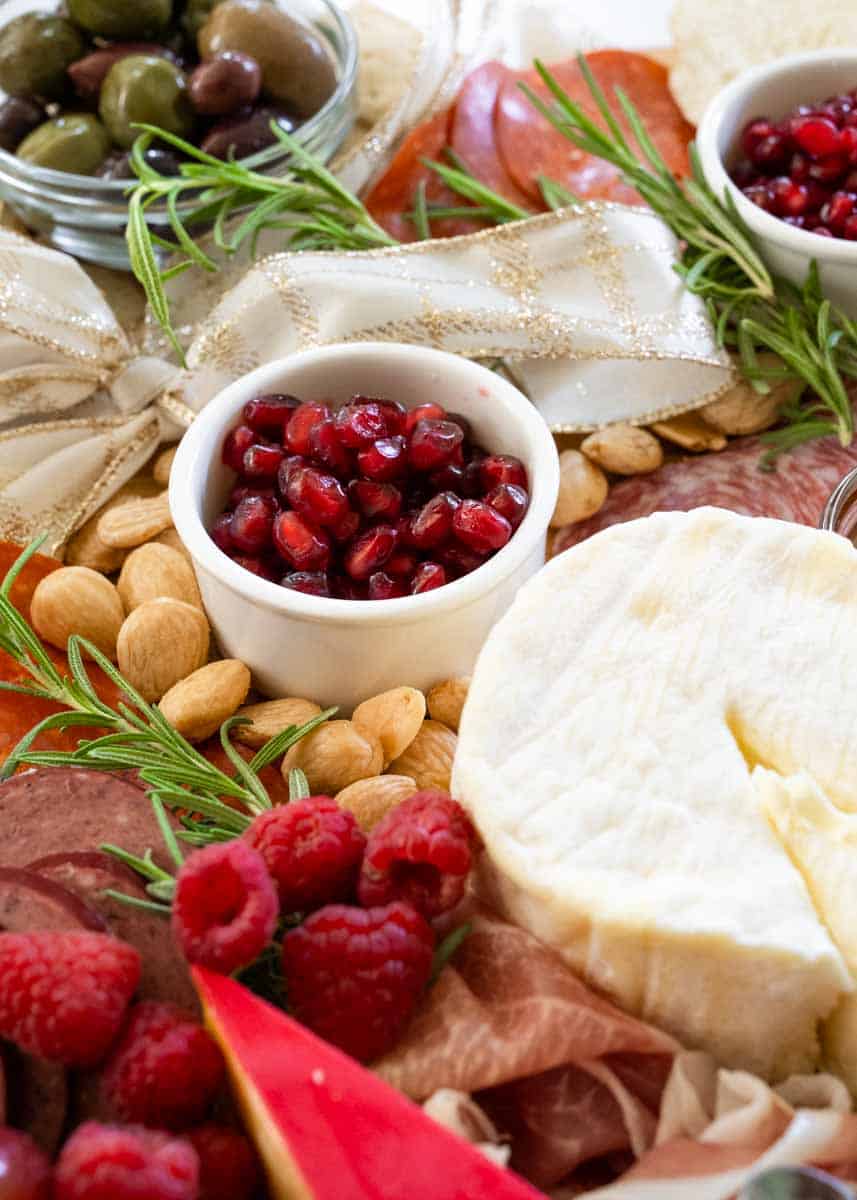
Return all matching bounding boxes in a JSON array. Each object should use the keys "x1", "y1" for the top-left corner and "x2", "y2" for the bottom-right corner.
[
  {"x1": 496, "y1": 51, "x2": 694, "y2": 205},
  {"x1": 450, "y1": 62, "x2": 535, "y2": 212}
]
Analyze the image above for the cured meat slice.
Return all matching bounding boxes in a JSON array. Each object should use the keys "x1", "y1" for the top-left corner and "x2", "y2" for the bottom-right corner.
[
  {"x1": 450, "y1": 62, "x2": 535, "y2": 209},
  {"x1": 496, "y1": 51, "x2": 694, "y2": 205},
  {"x1": 554, "y1": 430, "x2": 857, "y2": 553},
  {"x1": 0, "y1": 866, "x2": 107, "y2": 933}
]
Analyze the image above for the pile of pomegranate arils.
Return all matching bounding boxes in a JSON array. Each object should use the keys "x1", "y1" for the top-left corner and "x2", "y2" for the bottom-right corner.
[
  {"x1": 730, "y1": 90, "x2": 857, "y2": 238},
  {"x1": 212, "y1": 393, "x2": 530, "y2": 599}
]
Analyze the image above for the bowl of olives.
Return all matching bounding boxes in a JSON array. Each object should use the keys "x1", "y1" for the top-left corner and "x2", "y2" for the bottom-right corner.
[{"x1": 0, "y1": 0, "x2": 357, "y2": 267}]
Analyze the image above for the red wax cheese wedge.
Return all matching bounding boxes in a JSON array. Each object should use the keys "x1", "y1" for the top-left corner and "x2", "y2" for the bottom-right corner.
[
  {"x1": 194, "y1": 968, "x2": 545, "y2": 1200},
  {"x1": 496, "y1": 51, "x2": 694, "y2": 205},
  {"x1": 450, "y1": 61, "x2": 534, "y2": 210}
]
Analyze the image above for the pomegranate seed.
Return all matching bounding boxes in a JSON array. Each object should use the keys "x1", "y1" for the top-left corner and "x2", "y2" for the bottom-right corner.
[
  {"x1": 348, "y1": 480, "x2": 403, "y2": 521},
  {"x1": 843, "y1": 169, "x2": 857, "y2": 192},
  {"x1": 408, "y1": 492, "x2": 460, "y2": 549},
  {"x1": 287, "y1": 466, "x2": 350, "y2": 528},
  {"x1": 808, "y1": 154, "x2": 846, "y2": 183},
  {"x1": 211, "y1": 513, "x2": 234, "y2": 553},
  {"x1": 405, "y1": 403, "x2": 446, "y2": 436},
  {"x1": 277, "y1": 454, "x2": 307, "y2": 500},
  {"x1": 243, "y1": 393, "x2": 299, "y2": 435},
  {"x1": 232, "y1": 554, "x2": 273, "y2": 578},
  {"x1": 374, "y1": 398, "x2": 407, "y2": 435},
  {"x1": 751, "y1": 133, "x2": 790, "y2": 172},
  {"x1": 730, "y1": 161, "x2": 757, "y2": 188},
  {"x1": 453, "y1": 500, "x2": 512, "y2": 553},
  {"x1": 411, "y1": 562, "x2": 447, "y2": 594},
  {"x1": 446, "y1": 411, "x2": 473, "y2": 441},
  {"x1": 281, "y1": 571, "x2": 330, "y2": 597},
  {"x1": 820, "y1": 190, "x2": 856, "y2": 232},
  {"x1": 286, "y1": 401, "x2": 331, "y2": 454},
  {"x1": 479, "y1": 454, "x2": 528, "y2": 491},
  {"x1": 331, "y1": 574, "x2": 368, "y2": 600},
  {"x1": 357, "y1": 436, "x2": 408, "y2": 481},
  {"x1": 230, "y1": 494, "x2": 276, "y2": 553},
  {"x1": 334, "y1": 400, "x2": 390, "y2": 447},
  {"x1": 813, "y1": 225, "x2": 835, "y2": 236},
  {"x1": 460, "y1": 456, "x2": 485, "y2": 497},
  {"x1": 845, "y1": 110, "x2": 857, "y2": 129},
  {"x1": 273, "y1": 511, "x2": 331, "y2": 571},
  {"x1": 429, "y1": 462, "x2": 466, "y2": 491},
  {"x1": 228, "y1": 483, "x2": 275, "y2": 509},
  {"x1": 788, "y1": 152, "x2": 811, "y2": 182},
  {"x1": 222, "y1": 425, "x2": 256, "y2": 471},
  {"x1": 408, "y1": 420, "x2": 464, "y2": 472},
  {"x1": 843, "y1": 215, "x2": 857, "y2": 240},
  {"x1": 842, "y1": 126, "x2": 857, "y2": 163},
  {"x1": 792, "y1": 115, "x2": 842, "y2": 158},
  {"x1": 438, "y1": 542, "x2": 487, "y2": 576},
  {"x1": 485, "y1": 483, "x2": 529, "y2": 528},
  {"x1": 741, "y1": 118, "x2": 777, "y2": 158},
  {"x1": 309, "y1": 419, "x2": 353, "y2": 476},
  {"x1": 385, "y1": 549, "x2": 418, "y2": 577},
  {"x1": 368, "y1": 571, "x2": 409, "y2": 600},
  {"x1": 243, "y1": 443, "x2": 284, "y2": 478},
  {"x1": 343, "y1": 524, "x2": 398, "y2": 579},
  {"x1": 803, "y1": 182, "x2": 830, "y2": 211},
  {"x1": 743, "y1": 184, "x2": 773, "y2": 211},
  {"x1": 768, "y1": 176, "x2": 809, "y2": 216},
  {"x1": 329, "y1": 508, "x2": 361, "y2": 543}
]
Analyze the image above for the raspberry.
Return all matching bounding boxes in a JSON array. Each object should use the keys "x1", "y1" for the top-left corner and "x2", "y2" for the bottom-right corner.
[
  {"x1": 0, "y1": 932, "x2": 140, "y2": 1067},
  {"x1": 101, "y1": 1002, "x2": 225, "y2": 1131},
  {"x1": 53, "y1": 1123, "x2": 198, "y2": 1200},
  {"x1": 186, "y1": 1125, "x2": 261, "y2": 1200},
  {"x1": 0, "y1": 1128, "x2": 51, "y2": 1199},
  {"x1": 172, "y1": 841, "x2": 278, "y2": 975},
  {"x1": 357, "y1": 791, "x2": 477, "y2": 919},
  {"x1": 244, "y1": 796, "x2": 366, "y2": 913},
  {"x1": 281, "y1": 901, "x2": 434, "y2": 1062}
]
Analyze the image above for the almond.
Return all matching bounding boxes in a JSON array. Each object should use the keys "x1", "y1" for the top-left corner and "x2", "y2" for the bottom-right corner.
[
  {"x1": 650, "y1": 414, "x2": 727, "y2": 452},
  {"x1": 159, "y1": 659, "x2": 251, "y2": 742},
  {"x1": 580, "y1": 424, "x2": 664, "y2": 475},
  {"x1": 117, "y1": 598, "x2": 210, "y2": 702},
  {"x1": 550, "y1": 450, "x2": 608, "y2": 528},
  {"x1": 153, "y1": 528, "x2": 191, "y2": 560},
  {"x1": 336, "y1": 775, "x2": 418, "y2": 833},
  {"x1": 31, "y1": 567, "x2": 124, "y2": 660},
  {"x1": 280, "y1": 720, "x2": 383, "y2": 794},
  {"x1": 65, "y1": 476, "x2": 162, "y2": 573},
  {"x1": 117, "y1": 543, "x2": 203, "y2": 613},
  {"x1": 352, "y1": 686, "x2": 426, "y2": 767},
  {"x1": 234, "y1": 698, "x2": 323, "y2": 748},
  {"x1": 426, "y1": 678, "x2": 471, "y2": 733},
  {"x1": 700, "y1": 360, "x2": 801, "y2": 436},
  {"x1": 152, "y1": 445, "x2": 178, "y2": 487},
  {"x1": 388, "y1": 720, "x2": 457, "y2": 791},
  {"x1": 98, "y1": 492, "x2": 173, "y2": 549}
]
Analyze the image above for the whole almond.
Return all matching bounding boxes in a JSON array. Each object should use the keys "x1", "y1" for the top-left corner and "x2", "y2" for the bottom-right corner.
[
  {"x1": 550, "y1": 450, "x2": 608, "y2": 528},
  {"x1": 159, "y1": 659, "x2": 251, "y2": 742},
  {"x1": 388, "y1": 720, "x2": 457, "y2": 792},
  {"x1": 581, "y1": 424, "x2": 664, "y2": 475},
  {"x1": 98, "y1": 492, "x2": 173, "y2": 549},
  {"x1": 426, "y1": 678, "x2": 471, "y2": 733},
  {"x1": 118, "y1": 543, "x2": 203, "y2": 613},
  {"x1": 65, "y1": 476, "x2": 162, "y2": 572},
  {"x1": 650, "y1": 414, "x2": 727, "y2": 453},
  {"x1": 234, "y1": 698, "x2": 323, "y2": 748},
  {"x1": 152, "y1": 445, "x2": 178, "y2": 487},
  {"x1": 352, "y1": 686, "x2": 426, "y2": 767},
  {"x1": 700, "y1": 360, "x2": 800, "y2": 437},
  {"x1": 31, "y1": 567, "x2": 124, "y2": 660},
  {"x1": 117, "y1": 598, "x2": 210, "y2": 702},
  {"x1": 336, "y1": 775, "x2": 418, "y2": 833},
  {"x1": 281, "y1": 720, "x2": 383, "y2": 794},
  {"x1": 153, "y1": 528, "x2": 192, "y2": 560}
]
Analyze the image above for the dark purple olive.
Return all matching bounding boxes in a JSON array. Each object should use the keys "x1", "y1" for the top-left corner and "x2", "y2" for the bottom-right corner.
[
  {"x1": 0, "y1": 95, "x2": 46, "y2": 153},
  {"x1": 188, "y1": 50, "x2": 261, "y2": 116},
  {"x1": 200, "y1": 103, "x2": 296, "y2": 160},
  {"x1": 68, "y1": 43, "x2": 177, "y2": 100},
  {"x1": 96, "y1": 144, "x2": 184, "y2": 179}
]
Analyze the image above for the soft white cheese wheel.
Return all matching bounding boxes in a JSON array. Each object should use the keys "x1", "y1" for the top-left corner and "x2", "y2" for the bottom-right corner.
[{"x1": 453, "y1": 507, "x2": 857, "y2": 1081}]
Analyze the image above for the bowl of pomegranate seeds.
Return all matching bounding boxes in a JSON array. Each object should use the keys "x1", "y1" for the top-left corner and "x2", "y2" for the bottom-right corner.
[
  {"x1": 696, "y1": 49, "x2": 857, "y2": 315},
  {"x1": 169, "y1": 342, "x2": 559, "y2": 707}
]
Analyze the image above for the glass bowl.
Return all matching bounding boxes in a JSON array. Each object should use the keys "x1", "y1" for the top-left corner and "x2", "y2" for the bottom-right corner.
[
  {"x1": 820, "y1": 465, "x2": 857, "y2": 541},
  {"x1": 0, "y1": 0, "x2": 358, "y2": 269}
]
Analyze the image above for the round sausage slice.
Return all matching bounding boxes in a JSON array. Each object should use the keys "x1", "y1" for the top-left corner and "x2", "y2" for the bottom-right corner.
[{"x1": 0, "y1": 866, "x2": 106, "y2": 933}]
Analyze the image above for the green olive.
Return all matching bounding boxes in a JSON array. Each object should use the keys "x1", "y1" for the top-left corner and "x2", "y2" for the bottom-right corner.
[
  {"x1": 67, "y1": 0, "x2": 173, "y2": 39},
  {"x1": 0, "y1": 14, "x2": 86, "y2": 100},
  {"x1": 17, "y1": 114, "x2": 111, "y2": 175},
  {"x1": 99, "y1": 55, "x2": 194, "y2": 150},
  {"x1": 198, "y1": 0, "x2": 336, "y2": 119}
]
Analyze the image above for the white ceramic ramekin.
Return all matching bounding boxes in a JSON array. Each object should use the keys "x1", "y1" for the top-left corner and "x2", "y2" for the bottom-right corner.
[
  {"x1": 696, "y1": 49, "x2": 857, "y2": 317},
  {"x1": 170, "y1": 343, "x2": 559, "y2": 710}
]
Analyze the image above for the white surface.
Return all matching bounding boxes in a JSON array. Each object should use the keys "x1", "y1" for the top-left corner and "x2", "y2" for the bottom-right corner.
[
  {"x1": 170, "y1": 344, "x2": 559, "y2": 711},
  {"x1": 498, "y1": 0, "x2": 675, "y2": 66}
]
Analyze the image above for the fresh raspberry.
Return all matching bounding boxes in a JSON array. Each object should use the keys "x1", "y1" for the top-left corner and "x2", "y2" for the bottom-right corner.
[
  {"x1": 244, "y1": 796, "x2": 366, "y2": 913},
  {"x1": 101, "y1": 1002, "x2": 225, "y2": 1131},
  {"x1": 357, "y1": 790, "x2": 477, "y2": 918},
  {"x1": 281, "y1": 901, "x2": 434, "y2": 1062},
  {"x1": 53, "y1": 1123, "x2": 198, "y2": 1200},
  {"x1": 186, "y1": 1125, "x2": 261, "y2": 1200},
  {"x1": 0, "y1": 1128, "x2": 51, "y2": 1199},
  {"x1": 172, "y1": 840, "x2": 278, "y2": 975},
  {"x1": 0, "y1": 932, "x2": 140, "y2": 1067}
]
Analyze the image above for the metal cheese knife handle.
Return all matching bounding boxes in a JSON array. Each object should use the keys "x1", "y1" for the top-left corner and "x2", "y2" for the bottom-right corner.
[{"x1": 739, "y1": 1167, "x2": 856, "y2": 1199}]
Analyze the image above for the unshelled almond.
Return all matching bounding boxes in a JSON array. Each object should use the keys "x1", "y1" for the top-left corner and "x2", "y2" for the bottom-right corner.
[
  {"x1": 117, "y1": 598, "x2": 210, "y2": 702},
  {"x1": 388, "y1": 720, "x2": 457, "y2": 791},
  {"x1": 98, "y1": 492, "x2": 173, "y2": 549},
  {"x1": 31, "y1": 567, "x2": 124, "y2": 660},
  {"x1": 152, "y1": 445, "x2": 178, "y2": 487},
  {"x1": 336, "y1": 775, "x2": 418, "y2": 833},
  {"x1": 580, "y1": 424, "x2": 664, "y2": 475},
  {"x1": 426, "y1": 678, "x2": 470, "y2": 733},
  {"x1": 650, "y1": 414, "x2": 727, "y2": 452},
  {"x1": 352, "y1": 687, "x2": 426, "y2": 767},
  {"x1": 234, "y1": 698, "x2": 323, "y2": 748},
  {"x1": 65, "y1": 476, "x2": 162, "y2": 572},
  {"x1": 153, "y1": 528, "x2": 191, "y2": 560},
  {"x1": 159, "y1": 659, "x2": 251, "y2": 742},
  {"x1": 281, "y1": 720, "x2": 383, "y2": 794},
  {"x1": 700, "y1": 359, "x2": 800, "y2": 437},
  {"x1": 117, "y1": 544, "x2": 203, "y2": 613},
  {"x1": 550, "y1": 450, "x2": 609, "y2": 528}
]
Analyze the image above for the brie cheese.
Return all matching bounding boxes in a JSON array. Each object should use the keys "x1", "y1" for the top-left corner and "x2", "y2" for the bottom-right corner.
[{"x1": 454, "y1": 508, "x2": 857, "y2": 1080}]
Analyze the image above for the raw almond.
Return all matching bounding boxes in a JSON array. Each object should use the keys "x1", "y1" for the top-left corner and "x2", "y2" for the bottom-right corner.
[
  {"x1": 65, "y1": 476, "x2": 162, "y2": 573},
  {"x1": 280, "y1": 720, "x2": 383, "y2": 794},
  {"x1": 580, "y1": 424, "x2": 664, "y2": 475},
  {"x1": 234, "y1": 698, "x2": 323, "y2": 748},
  {"x1": 700, "y1": 359, "x2": 801, "y2": 436},
  {"x1": 159, "y1": 659, "x2": 251, "y2": 742},
  {"x1": 650, "y1": 414, "x2": 727, "y2": 453},
  {"x1": 352, "y1": 686, "x2": 426, "y2": 767},
  {"x1": 550, "y1": 450, "x2": 608, "y2": 528},
  {"x1": 153, "y1": 528, "x2": 191, "y2": 560},
  {"x1": 117, "y1": 598, "x2": 210, "y2": 702},
  {"x1": 31, "y1": 567, "x2": 124, "y2": 660},
  {"x1": 388, "y1": 720, "x2": 457, "y2": 792},
  {"x1": 118, "y1": 543, "x2": 203, "y2": 613},
  {"x1": 98, "y1": 492, "x2": 172, "y2": 549},
  {"x1": 336, "y1": 775, "x2": 418, "y2": 833},
  {"x1": 426, "y1": 678, "x2": 470, "y2": 733},
  {"x1": 152, "y1": 445, "x2": 178, "y2": 487}
]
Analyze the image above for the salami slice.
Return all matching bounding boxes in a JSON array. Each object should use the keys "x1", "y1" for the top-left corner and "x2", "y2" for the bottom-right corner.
[
  {"x1": 496, "y1": 51, "x2": 694, "y2": 205},
  {"x1": 450, "y1": 62, "x2": 535, "y2": 211},
  {"x1": 0, "y1": 866, "x2": 107, "y2": 933}
]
